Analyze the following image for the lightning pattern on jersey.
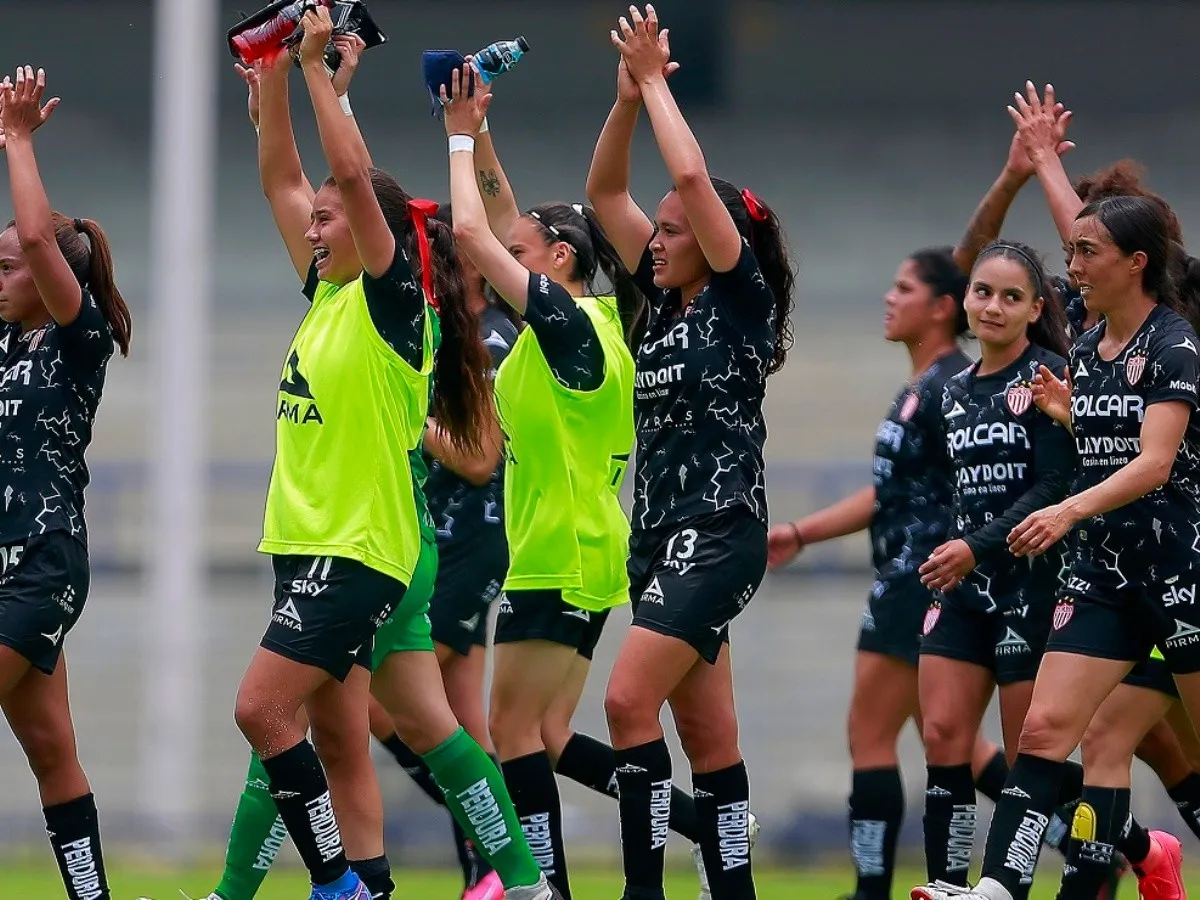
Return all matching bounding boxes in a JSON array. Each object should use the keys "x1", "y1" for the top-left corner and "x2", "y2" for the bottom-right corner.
[
  {"x1": 629, "y1": 241, "x2": 777, "y2": 536},
  {"x1": 0, "y1": 292, "x2": 114, "y2": 543}
]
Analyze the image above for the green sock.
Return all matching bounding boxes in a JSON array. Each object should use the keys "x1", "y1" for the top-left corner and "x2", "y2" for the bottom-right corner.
[
  {"x1": 214, "y1": 753, "x2": 289, "y2": 900},
  {"x1": 422, "y1": 728, "x2": 542, "y2": 889}
]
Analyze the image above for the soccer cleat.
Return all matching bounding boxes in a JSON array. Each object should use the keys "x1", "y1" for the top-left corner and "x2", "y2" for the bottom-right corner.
[
  {"x1": 310, "y1": 878, "x2": 372, "y2": 900},
  {"x1": 693, "y1": 812, "x2": 760, "y2": 900},
  {"x1": 503, "y1": 872, "x2": 563, "y2": 900},
  {"x1": 463, "y1": 870, "x2": 504, "y2": 900},
  {"x1": 1131, "y1": 831, "x2": 1186, "y2": 900},
  {"x1": 911, "y1": 877, "x2": 1013, "y2": 900}
]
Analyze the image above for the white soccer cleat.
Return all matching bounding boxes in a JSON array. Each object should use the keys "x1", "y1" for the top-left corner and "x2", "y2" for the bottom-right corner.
[
  {"x1": 503, "y1": 872, "x2": 563, "y2": 900},
  {"x1": 911, "y1": 878, "x2": 1014, "y2": 900},
  {"x1": 693, "y1": 812, "x2": 760, "y2": 900}
]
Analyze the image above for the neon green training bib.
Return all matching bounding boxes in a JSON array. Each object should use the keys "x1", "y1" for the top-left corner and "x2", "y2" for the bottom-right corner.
[
  {"x1": 259, "y1": 272, "x2": 434, "y2": 586},
  {"x1": 494, "y1": 294, "x2": 635, "y2": 611}
]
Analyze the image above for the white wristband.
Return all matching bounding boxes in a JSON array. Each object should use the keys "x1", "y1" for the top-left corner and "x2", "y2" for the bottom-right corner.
[
  {"x1": 478, "y1": 117, "x2": 490, "y2": 134},
  {"x1": 338, "y1": 93, "x2": 353, "y2": 117},
  {"x1": 449, "y1": 134, "x2": 476, "y2": 154}
]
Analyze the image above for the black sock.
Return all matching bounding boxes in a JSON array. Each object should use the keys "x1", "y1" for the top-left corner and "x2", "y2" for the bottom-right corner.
[
  {"x1": 924, "y1": 764, "x2": 977, "y2": 886},
  {"x1": 349, "y1": 855, "x2": 394, "y2": 900},
  {"x1": 848, "y1": 767, "x2": 903, "y2": 900},
  {"x1": 975, "y1": 750, "x2": 1010, "y2": 804},
  {"x1": 1119, "y1": 812, "x2": 1151, "y2": 866},
  {"x1": 501, "y1": 751, "x2": 571, "y2": 899},
  {"x1": 556, "y1": 732, "x2": 700, "y2": 842},
  {"x1": 1043, "y1": 760, "x2": 1087, "y2": 854},
  {"x1": 44, "y1": 793, "x2": 110, "y2": 900},
  {"x1": 1058, "y1": 787, "x2": 1129, "y2": 900},
  {"x1": 694, "y1": 761, "x2": 756, "y2": 900},
  {"x1": 612, "y1": 739, "x2": 672, "y2": 896},
  {"x1": 980, "y1": 753, "x2": 1065, "y2": 896},
  {"x1": 1167, "y1": 771, "x2": 1200, "y2": 842},
  {"x1": 380, "y1": 734, "x2": 445, "y2": 807},
  {"x1": 260, "y1": 740, "x2": 349, "y2": 887}
]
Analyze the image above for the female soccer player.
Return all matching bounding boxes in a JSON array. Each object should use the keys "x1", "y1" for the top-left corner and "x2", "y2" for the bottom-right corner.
[
  {"x1": 204, "y1": 32, "x2": 367, "y2": 900},
  {"x1": 763, "y1": 93, "x2": 1077, "y2": 900},
  {"x1": 366, "y1": 202, "x2": 513, "y2": 900},
  {"x1": 954, "y1": 89, "x2": 1200, "y2": 876},
  {"x1": 0, "y1": 65, "x2": 130, "y2": 900},
  {"x1": 442, "y1": 64, "x2": 706, "y2": 883},
  {"x1": 585, "y1": 6, "x2": 794, "y2": 897},
  {"x1": 910, "y1": 191, "x2": 1200, "y2": 900},
  {"x1": 915, "y1": 241, "x2": 1073, "y2": 886},
  {"x1": 441, "y1": 61, "x2": 639, "y2": 900},
  {"x1": 232, "y1": 10, "x2": 560, "y2": 900},
  {"x1": 767, "y1": 245, "x2": 1012, "y2": 900}
]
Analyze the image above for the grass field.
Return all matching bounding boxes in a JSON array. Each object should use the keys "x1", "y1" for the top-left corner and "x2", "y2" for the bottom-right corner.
[{"x1": 0, "y1": 864, "x2": 1144, "y2": 900}]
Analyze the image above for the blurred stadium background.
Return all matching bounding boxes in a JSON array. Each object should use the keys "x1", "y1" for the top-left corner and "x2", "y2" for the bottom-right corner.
[{"x1": 1, "y1": 0, "x2": 1198, "y2": 873}]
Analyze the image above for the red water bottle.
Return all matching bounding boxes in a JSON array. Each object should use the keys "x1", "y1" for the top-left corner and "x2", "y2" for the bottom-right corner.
[{"x1": 229, "y1": 0, "x2": 333, "y2": 65}]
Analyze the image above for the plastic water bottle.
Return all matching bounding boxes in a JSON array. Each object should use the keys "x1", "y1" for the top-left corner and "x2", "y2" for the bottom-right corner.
[
  {"x1": 472, "y1": 37, "x2": 530, "y2": 84},
  {"x1": 230, "y1": 0, "x2": 333, "y2": 65}
]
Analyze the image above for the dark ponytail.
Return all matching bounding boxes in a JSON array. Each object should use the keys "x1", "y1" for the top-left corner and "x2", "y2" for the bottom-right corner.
[
  {"x1": 1172, "y1": 243, "x2": 1200, "y2": 335},
  {"x1": 524, "y1": 201, "x2": 646, "y2": 349},
  {"x1": 324, "y1": 169, "x2": 492, "y2": 453},
  {"x1": 422, "y1": 216, "x2": 493, "y2": 454},
  {"x1": 708, "y1": 178, "x2": 795, "y2": 375},
  {"x1": 27, "y1": 213, "x2": 131, "y2": 356},
  {"x1": 974, "y1": 240, "x2": 1071, "y2": 358}
]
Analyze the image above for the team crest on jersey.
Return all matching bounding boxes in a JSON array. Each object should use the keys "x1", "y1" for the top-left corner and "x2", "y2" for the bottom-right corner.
[
  {"x1": 1125, "y1": 351, "x2": 1148, "y2": 386},
  {"x1": 922, "y1": 602, "x2": 941, "y2": 636},
  {"x1": 1006, "y1": 382, "x2": 1033, "y2": 416},
  {"x1": 899, "y1": 391, "x2": 920, "y2": 422},
  {"x1": 1052, "y1": 599, "x2": 1074, "y2": 631}
]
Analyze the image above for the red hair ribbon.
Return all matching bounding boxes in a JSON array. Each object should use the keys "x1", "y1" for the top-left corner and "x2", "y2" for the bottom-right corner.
[
  {"x1": 741, "y1": 189, "x2": 770, "y2": 223},
  {"x1": 407, "y1": 198, "x2": 441, "y2": 312}
]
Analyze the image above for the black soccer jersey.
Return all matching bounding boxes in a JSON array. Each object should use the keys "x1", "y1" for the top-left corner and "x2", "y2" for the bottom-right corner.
[
  {"x1": 870, "y1": 349, "x2": 972, "y2": 580},
  {"x1": 1068, "y1": 304, "x2": 1200, "y2": 586},
  {"x1": 0, "y1": 293, "x2": 114, "y2": 544},
  {"x1": 630, "y1": 241, "x2": 776, "y2": 534},
  {"x1": 425, "y1": 307, "x2": 519, "y2": 556},
  {"x1": 942, "y1": 344, "x2": 1075, "y2": 611}
]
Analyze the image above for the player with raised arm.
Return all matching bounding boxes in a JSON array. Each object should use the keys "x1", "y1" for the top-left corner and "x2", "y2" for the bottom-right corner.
[
  {"x1": 0, "y1": 65, "x2": 131, "y2": 900},
  {"x1": 441, "y1": 56, "x2": 639, "y2": 899},
  {"x1": 586, "y1": 6, "x2": 795, "y2": 898},
  {"x1": 911, "y1": 188, "x2": 1199, "y2": 900},
  {"x1": 230, "y1": 10, "x2": 560, "y2": 900}
]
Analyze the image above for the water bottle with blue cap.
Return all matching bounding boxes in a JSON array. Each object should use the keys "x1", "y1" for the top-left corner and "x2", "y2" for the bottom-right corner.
[
  {"x1": 472, "y1": 36, "x2": 530, "y2": 84},
  {"x1": 422, "y1": 37, "x2": 530, "y2": 119}
]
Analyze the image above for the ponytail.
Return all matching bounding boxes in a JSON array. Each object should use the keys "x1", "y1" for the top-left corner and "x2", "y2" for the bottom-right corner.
[
  {"x1": 417, "y1": 215, "x2": 492, "y2": 455},
  {"x1": 578, "y1": 205, "x2": 647, "y2": 349},
  {"x1": 1170, "y1": 243, "x2": 1200, "y2": 335},
  {"x1": 31, "y1": 213, "x2": 131, "y2": 356},
  {"x1": 328, "y1": 170, "x2": 492, "y2": 454},
  {"x1": 524, "y1": 202, "x2": 647, "y2": 350},
  {"x1": 708, "y1": 179, "x2": 795, "y2": 375}
]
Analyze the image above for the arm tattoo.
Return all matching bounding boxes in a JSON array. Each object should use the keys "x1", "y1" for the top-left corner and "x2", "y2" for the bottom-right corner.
[{"x1": 479, "y1": 168, "x2": 502, "y2": 198}]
